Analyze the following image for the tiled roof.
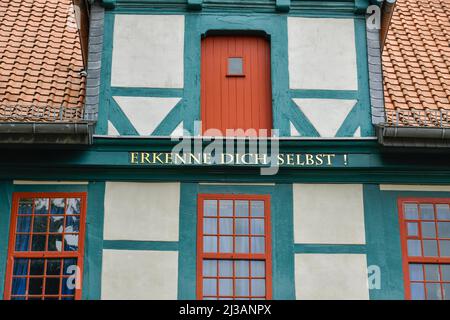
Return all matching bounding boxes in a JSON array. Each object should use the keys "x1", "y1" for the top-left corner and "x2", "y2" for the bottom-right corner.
[
  {"x1": 0, "y1": 0, "x2": 85, "y2": 122},
  {"x1": 383, "y1": 0, "x2": 450, "y2": 127}
]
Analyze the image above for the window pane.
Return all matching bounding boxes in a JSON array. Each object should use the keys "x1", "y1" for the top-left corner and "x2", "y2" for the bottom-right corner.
[
  {"x1": 65, "y1": 216, "x2": 80, "y2": 233},
  {"x1": 251, "y1": 237, "x2": 265, "y2": 254},
  {"x1": 46, "y1": 259, "x2": 61, "y2": 276},
  {"x1": 49, "y1": 216, "x2": 64, "y2": 233},
  {"x1": 18, "y1": 199, "x2": 33, "y2": 214},
  {"x1": 63, "y1": 258, "x2": 77, "y2": 275},
  {"x1": 29, "y1": 277, "x2": 43, "y2": 295},
  {"x1": 203, "y1": 218, "x2": 217, "y2": 234},
  {"x1": 236, "y1": 201, "x2": 249, "y2": 217},
  {"x1": 204, "y1": 200, "x2": 217, "y2": 217},
  {"x1": 13, "y1": 259, "x2": 28, "y2": 276},
  {"x1": 34, "y1": 199, "x2": 49, "y2": 214},
  {"x1": 442, "y1": 265, "x2": 450, "y2": 281},
  {"x1": 11, "y1": 278, "x2": 26, "y2": 295},
  {"x1": 64, "y1": 234, "x2": 78, "y2": 251},
  {"x1": 219, "y1": 200, "x2": 233, "y2": 217},
  {"x1": 235, "y1": 260, "x2": 249, "y2": 277},
  {"x1": 251, "y1": 201, "x2": 264, "y2": 217},
  {"x1": 424, "y1": 264, "x2": 440, "y2": 281},
  {"x1": 420, "y1": 204, "x2": 435, "y2": 220},
  {"x1": 203, "y1": 279, "x2": 216, "y2": 296},
  {"x1": 251, "y1": 279, "x2": 265, "y2": 296},
  {"x1": 443, "y1": 283, "x2": 450, "y2": 300},
  {"x1": 404, "y1": 203, "x2": 419, "y2": 220},
  {"x1": 203, "y1": 260, "x2": 217, "y2": 277},
  {"x1": 410, "y1": 283, "x2": 425, "y2": 300},
  {"x1": 439, "y1": 240, "x2": 450, "y2": 256},
  {"x1": 235, "y1": 218, "x2": 249, "y2": 235},
  {"x1": 438, "y1": 222, "x2": 450, "y2": 238},
  {"x1": 219, "y1": 279, "x2": 233, "y2": 296},
  {"x1": 426, "y1": 283, "x2": 442, "y2": 300},
  {"x1": 421, "y1": 222, "x2": 436, "y2": 238},
  {"x1": 409, "y1": 264, "x2": 423, "y2": 281},
  {"x1": 251, "y1": 261, "x2": 265, "y2": 277},
  {"x1": 30, "y1": 259, "x2": 45, "y2": 276},
  {"x1": 228, "y1": 57, "x2": 243, "y2": 75},
  {"x1": 407, "y1": 240, "x2": 422, "y2": 256},
  {"x1": 423, "y1": 240, "x2": 438, "y2": 257},
  {"x1": 48, "y1": 234, "x2": 63, "y2": 252},
  {"x1": 62, "y1": 278, "x2": 76, "y2": 295},
  {"x1": 236, "y1": 279, "x2": 249, "y2": 296},
  {"x1": 203, "y1": 236, "x2": 217, "y2": 253},
  {"x1": 251, "y1": 219, "x2": 265, "y2": 235},
  {"x1": 50, "y1": 199, "x2": 65, "y2": 214},
  {"x1": 219, "y1": 236, "x2": 233, "y2": 253},
  {"x1": 219, "y1": 260, "x2": 233, "y2": 277},
  {"x1": 45, "y1": 278, "x2": 60, "y2": 295},
  {"x1": 16, "y1": 216, "x2": 31, "y2": 233},
  {"x1": 66, "y1": 198, "x2": 81, "y2": 215},
  {"x1": 33, "y1": 216, "x2": 48, "y2": 233},
  {"x1": 219, "y1": 218, "x2": 233, "y2": 235},
  {"x1": 236, "y1": 236, "x2": 249, "y2": 253},
  {"x1": 437, "y1": 204, "x2": 450, "y2": 220},
  {"x1": 31, "y1": 235, "x2": 46, "y2": 251},
  {"x1": 15, "y1": 234, "x2": 30, "y2": 251}
]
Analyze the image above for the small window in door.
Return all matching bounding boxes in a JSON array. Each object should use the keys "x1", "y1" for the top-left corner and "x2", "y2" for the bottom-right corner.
[{"x1": 227, "y1": 57, "x2": 244, "y2": 76}]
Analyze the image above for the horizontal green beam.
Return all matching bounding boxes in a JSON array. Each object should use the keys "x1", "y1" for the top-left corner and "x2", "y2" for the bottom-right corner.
[
  {"x1": 103, "y1": 240, "x2": 179, "y2": 251},
  {"x1": 294, "y1": 244, "x2": 366, "y2": 254}
]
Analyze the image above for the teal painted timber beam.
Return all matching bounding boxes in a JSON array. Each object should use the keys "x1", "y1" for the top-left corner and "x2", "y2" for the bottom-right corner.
[
  {"x1": 276, "y1": 0, "x2": 290, "y2": 12},
  {"x1": 101, "y1": 0, "x2": 116, "y2": 8},
  {"x1": 187, "y1": 0, "x2": 202, "y2": 10},
  {"x1": 355, "y1": 0, "x2": 369, "y2": 13}
]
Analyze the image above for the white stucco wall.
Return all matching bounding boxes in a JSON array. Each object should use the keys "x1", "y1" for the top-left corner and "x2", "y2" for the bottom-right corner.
[
  {"x1": 292, "y1": 99, "x2": 357, "y2": 137},
  {"x1": 111, "y1": 15, "x2": 184, "y2": 88},
  {"x1": 295, "y1": 254, "x2": 369, "y2": 300},
  {"x1": 104, "y1": 182, "x2": 180, "y2": 241},
  {"x1": 113, "y1": 97, "x2": 181, "y2": 136},
  {"x1": 101, "y1": 250, "x2": 178, "y2": 300},
  {"x1": 293, "y1": 184, "x2": 365, "y2": 244},
  {"x1": 288, "y1": 17, "x2": 357, "y2": 90}
]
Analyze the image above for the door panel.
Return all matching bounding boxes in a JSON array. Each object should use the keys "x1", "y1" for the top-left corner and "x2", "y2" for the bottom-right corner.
[{"x1": 201, "y1": 35, "x2": 273, "y2": 136}]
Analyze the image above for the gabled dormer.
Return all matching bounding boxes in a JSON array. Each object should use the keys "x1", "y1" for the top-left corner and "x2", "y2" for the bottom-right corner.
[{"x1": 86, "y1": 0, "x2": 382, "y2": 139}]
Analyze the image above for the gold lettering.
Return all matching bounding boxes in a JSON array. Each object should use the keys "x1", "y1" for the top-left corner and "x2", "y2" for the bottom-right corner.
[
  {"x1": 277, "y1": 154, "x2": 285, "y2": 165},
  {"x1": 130, "y1": 152, "x2": 139, "y2": 164},
  {"x1": 189, "y1": 153, "x2": 202, "y2": 165},
  {"x1": 315, "y1": 154, "x2": 324, "y2": 166},
  {"x1": 305, "y1": 154, "x2": 314, "y2": 165},
  {"x1": 286, "y1": 154, "x2": 294, "y2": 165},
  {"x1": 323, "y1": 154, "x2": 335, "y2": 166}
]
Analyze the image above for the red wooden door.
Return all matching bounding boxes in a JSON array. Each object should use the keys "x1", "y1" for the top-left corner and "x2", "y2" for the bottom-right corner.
[{"x1": 201, "y1": 35, "x2": 273, "y2": 136}]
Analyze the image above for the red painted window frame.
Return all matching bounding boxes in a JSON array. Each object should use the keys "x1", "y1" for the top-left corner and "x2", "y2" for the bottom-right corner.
[
  {"x1": 3, "y1": 192, "x2": 87, "y2": 300},
  {"x1": 196, "y1": 194, "x2": 272, "y2": 300},
  {"x1": 398, "y1": 197, "x2": 450, "y2": 300}
]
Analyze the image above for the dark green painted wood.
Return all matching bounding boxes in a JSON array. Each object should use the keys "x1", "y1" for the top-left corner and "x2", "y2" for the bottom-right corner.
[
  {"x1": 103, "y1": 240, "x2": 178, "y2": 250},
  {"x1": 294, "y1": 244, "x2": 366, "y2": 254},
  {"x1": 0, "y1": 181, "x2": 13, "y2": 299},
  {"x1": 82, "y1": 181, "x2": 106, "y2": 300},
  {"x1": 177, "y1": 183, "x2": 198, "y2": 299}
]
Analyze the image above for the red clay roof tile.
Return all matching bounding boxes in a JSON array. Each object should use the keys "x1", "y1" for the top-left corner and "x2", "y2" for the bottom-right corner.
[
  {"x1": 0, "y1": 0, "x2": 85, "y2": 122},
  {"x1": 383, "y1": 0, "x2": 450, "y2": 126}
]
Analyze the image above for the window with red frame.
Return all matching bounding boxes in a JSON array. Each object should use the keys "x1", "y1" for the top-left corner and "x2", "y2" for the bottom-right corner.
[
  {"x1": 4, "y1": 193, "x2": 86, "y2": 300},
  {"x1": 197, "y1": 195, "x2": 272, "y2": 300},
  {"x1": 399, "y1": 199, "x2": 450, "y2": 300}
]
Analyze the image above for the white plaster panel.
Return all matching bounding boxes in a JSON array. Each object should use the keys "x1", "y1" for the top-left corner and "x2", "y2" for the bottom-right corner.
[
  {"x1": 295, "y1": 254, "x2": 369, "y2": 300},
  {"x1": 293, "y1": 184, "x2": 365, "y2": 244},
  {"x1": 111, "y1": 15, "x2": 184, "y2": 88},
  {"x1": 101, "y1": 250, "x2": 178, "y2": 300},
  {"x1": 293, "y1": 98, "x2": 356, "y2": 137},
  {"x1": 113, "y1": 97, "x2": 181, "y2": 136},
  {"x1": 104, "y1": 182, "x2": 180, "y2": 241},
  {"x1": 108, "y1": 120, "x2": 120, "y2": 136},
  {"x1": 288, "y1": 17, "x2": 357, "y2": 90}
]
